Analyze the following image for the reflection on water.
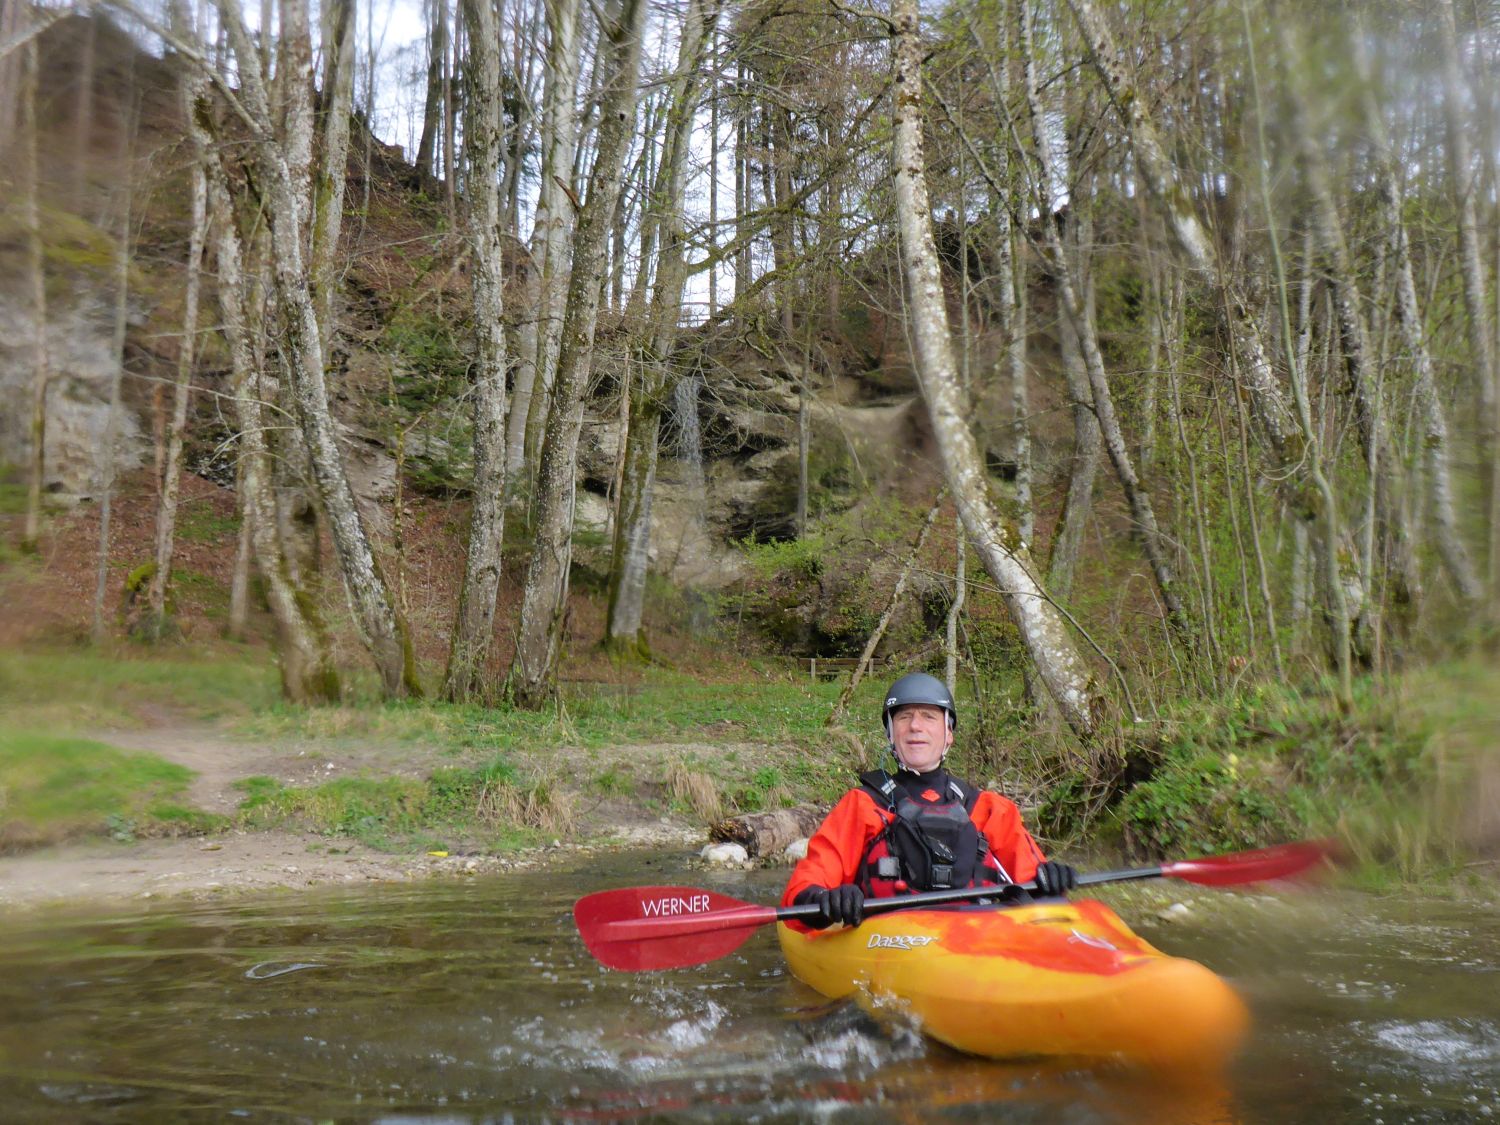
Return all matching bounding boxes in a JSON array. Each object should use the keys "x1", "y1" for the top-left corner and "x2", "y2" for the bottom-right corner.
[{"x1": 0, "y1": 851, "x2": 1495, "y2": 1122}]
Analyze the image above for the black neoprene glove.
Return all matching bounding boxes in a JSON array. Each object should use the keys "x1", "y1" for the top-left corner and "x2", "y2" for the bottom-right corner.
[
  {"x1": 1032, "y1": 860, "x2": 1078, "y2": 897},
  {"x1": 794, "y1": 884, "x2": 866, "y2": 929}
]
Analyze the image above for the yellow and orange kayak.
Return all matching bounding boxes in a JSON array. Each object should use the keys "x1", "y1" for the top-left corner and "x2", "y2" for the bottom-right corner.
[{"x1": 777, "y1": 898, "x2": 1248, "y2": 1069}]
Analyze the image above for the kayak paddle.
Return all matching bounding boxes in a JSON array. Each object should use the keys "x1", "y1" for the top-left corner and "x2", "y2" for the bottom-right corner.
[{"x1": 573, "y1": 838, "x2": 1335, "y2": 971}]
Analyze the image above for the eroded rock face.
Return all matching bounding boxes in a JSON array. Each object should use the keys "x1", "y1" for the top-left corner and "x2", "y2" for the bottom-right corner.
[{"x1": 0, "y1": 295, "x2": 148, "y2": 497}]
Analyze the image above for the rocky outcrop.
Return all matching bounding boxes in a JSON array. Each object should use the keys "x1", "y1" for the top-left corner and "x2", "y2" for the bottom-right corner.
[{"x1": 0, "y1": 294, "x2": 149, "y2": 498}]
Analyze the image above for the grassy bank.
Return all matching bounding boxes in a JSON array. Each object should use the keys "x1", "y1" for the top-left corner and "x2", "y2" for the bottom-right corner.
[
  {"x1": 0, "y1": 645, "x2": 884, "y2": 855},
  {"x1": 1089, "y1": 660, "x2": 1500, "y2": 886},
  {"x1": 0, "y1": 731, "x2": 225, "y2": 850},
  {"x1": 1, "y1": 644, "x2": 1494, "y2": 880}
]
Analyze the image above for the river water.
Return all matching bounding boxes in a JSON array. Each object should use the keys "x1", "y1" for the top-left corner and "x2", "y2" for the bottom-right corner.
[{"x1": 0, "y1": 851, "x2": 1496, "y2": 1122}]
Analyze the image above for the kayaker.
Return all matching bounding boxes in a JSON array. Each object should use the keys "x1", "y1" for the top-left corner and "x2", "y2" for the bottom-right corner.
[{"x1": 782, "y1": 672, "x2": 1077, "y2": 929}]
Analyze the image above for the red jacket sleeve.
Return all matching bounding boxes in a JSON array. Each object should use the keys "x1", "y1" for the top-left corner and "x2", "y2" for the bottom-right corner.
[
  {"x1": 781, "y1": 789, "x2": 888, "y2": 907},
  {"x1": 970, "y1": 790, "x2": 1047, "y2": 884}
]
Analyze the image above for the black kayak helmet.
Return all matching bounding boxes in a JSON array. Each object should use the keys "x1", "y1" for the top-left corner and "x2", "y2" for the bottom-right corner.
[{"x1": 881, "y1": 672, "x2": 957, "y2": 738}]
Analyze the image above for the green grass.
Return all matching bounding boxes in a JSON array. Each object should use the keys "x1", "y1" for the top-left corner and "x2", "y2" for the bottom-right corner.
[
  {"x1": 0, "y1": 646, "x2": 281, "y2": 731},
  {"x1": 0, "y1": 731, "x2": 224, "y2": 850},
  {"x1": 0, "y1": 638, "x2": 1493, "y2": 878},
  {"x1": 231, "y1": 671, "x2": 882, "y2": 834},
  {"x1": 232, "y1": 754, "x2": 568, "y2": 852},
  {"x1": 238, "y1": 670, "x2": 886, "y2": 757}
]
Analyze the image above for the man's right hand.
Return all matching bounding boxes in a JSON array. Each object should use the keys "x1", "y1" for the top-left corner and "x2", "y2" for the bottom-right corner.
[{"x1": 794, "y1": 884, "x2": 866, "y2": 929}]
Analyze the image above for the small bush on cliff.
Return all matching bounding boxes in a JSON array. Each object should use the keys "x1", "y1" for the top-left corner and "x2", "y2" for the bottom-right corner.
[{"x1": 736, "y1": 498, "x2": 930, "y2": 655}]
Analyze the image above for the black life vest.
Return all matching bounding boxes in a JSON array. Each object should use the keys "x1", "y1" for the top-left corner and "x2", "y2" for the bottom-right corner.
[{"x1": 854, "y1": 769, "x2": 1010, "y2": 897}]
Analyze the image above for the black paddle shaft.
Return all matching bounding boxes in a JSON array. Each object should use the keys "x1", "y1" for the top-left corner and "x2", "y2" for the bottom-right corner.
[
  {"x1": 775, "y1": 880, "x2": 1068, "y2": 923},
  {"x1": 774, "y1": 866, "x2": 1176, "y2": 923},
  {"x1": 1076, "y1": 865, "x2": 1167, "y2": 887}
]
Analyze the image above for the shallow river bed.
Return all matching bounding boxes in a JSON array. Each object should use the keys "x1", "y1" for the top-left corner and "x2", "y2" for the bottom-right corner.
[{"x1": 0, "y1": 851, "x2": 1496, "y2": 1122}]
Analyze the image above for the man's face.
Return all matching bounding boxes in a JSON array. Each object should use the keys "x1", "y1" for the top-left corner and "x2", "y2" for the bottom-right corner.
[{"x1": 890, "y1": 703, "x2": 953, "y2": 773}]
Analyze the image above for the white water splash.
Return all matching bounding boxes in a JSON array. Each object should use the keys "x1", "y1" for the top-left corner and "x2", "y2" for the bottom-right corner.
[{"x1": 1370, "y1": 1019, "x2": 1500, "y2": 1067}]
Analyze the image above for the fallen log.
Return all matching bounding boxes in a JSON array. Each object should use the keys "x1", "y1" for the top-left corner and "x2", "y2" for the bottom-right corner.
[{"x1": 709, "y1": 805, "x2": 827, "y2": 858}]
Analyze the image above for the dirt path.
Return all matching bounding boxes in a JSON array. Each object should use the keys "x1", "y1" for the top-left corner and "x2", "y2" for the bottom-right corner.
[
  {"x1": 89, "y1": 724, "x2": 327, "y2": 815},
  {"x1": 0, "y1": 724, "x2": 710, "y2": 911}
]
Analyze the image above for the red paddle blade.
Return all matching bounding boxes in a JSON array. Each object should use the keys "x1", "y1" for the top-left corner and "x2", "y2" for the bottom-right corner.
[
  {"x1": 1162, "y1": 839, "x2": 1338, "y2": 886},
  {"x1": 574, "y1": 885, "x2": 779, "y2": 972}
]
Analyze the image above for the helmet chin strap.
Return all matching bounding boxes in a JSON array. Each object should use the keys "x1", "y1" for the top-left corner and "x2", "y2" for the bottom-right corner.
[{"x1": 888, "y1": 741, "x2": 949, "y2": 773}]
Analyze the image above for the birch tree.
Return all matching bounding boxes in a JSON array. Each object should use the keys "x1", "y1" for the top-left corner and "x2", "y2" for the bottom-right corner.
[
  {"x1": 604, "y1": 0, "x2": 720, "y2": 653},
  {"x1": 1353, "y1": 19, "x2": 1480, "y2": 607},
  {"x1": 1019, "y1": 0, "x2": 1190, "y2": 641},
  {"x1": 207, "y1": 150, "x2": 341, "y2": 702},
  {"x1": 1276, "y1": 17, "x2": 1421, "y2": 637},
  {"x1": 1064, "y1": 0, "x2": 1295, "y2": 458},
  {"x1": 509, "y1": 0, "x2": 647, "y2": 706},
  {"x1": 93, "y1": 100, "x2": 136, "y2": 644},
  {"x1": 310, "y1": 0, "x2": 356, "y2": 353},
  {"x1": 217, "y1": 0, "x2": 419, "y2": 697},
  {"x1": 442, "y1": 0, "x2": 511, "y2": 702},
  {"x1": 144, "y1": 0, "x2": 210, "y2": 639},
  {"x1": 890, "y1": 0, "x2": 1102, "y2": 738},
  {"x1": 20, "y1": 39, "x2": 49, "y2": 555},
  {"x1": 1066, "y1": 0, "x2": 1354, "y2": 690},
  {"x1": 1437, "y1": 0, "x2": 1496, "y2": 456},
  {"x1": 508, "y1": 0, "x2": 583, "y2": 493}
]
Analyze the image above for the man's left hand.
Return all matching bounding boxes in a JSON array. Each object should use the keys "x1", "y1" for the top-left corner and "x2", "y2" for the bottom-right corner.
[{"x1": 1033, "y1": 861, "x2": 1078, "y2": 897}]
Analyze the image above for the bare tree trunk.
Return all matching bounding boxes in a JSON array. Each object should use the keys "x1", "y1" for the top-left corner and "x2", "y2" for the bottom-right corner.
[
  {"x1": 733, "y1": 59, "x2": 751, "y2": 305},
  {"x1": 1069, "y1": 0, "x2": 1352, "y2": 700},
  {"x1": 1166, "y1": 321, "x2": 1221, "y2": 684},
  {"x1": 415, "y1": 0, "x2": 446, "y2": 182},
  {"x1": 1277, "y1": 19, "x2": 1420, "y2": 639},
  {"x1": 510, "y1": 0, "x2": 647, "y2": 706},
  {"x1": 603, "y1": 370, "x2": 660, "y2": 654},
  {"x1": 1007, "y1": 250, "x2": 1032, "y2": 545},
  {"x1": 1047, "y1": 308, "x2": 1102, "y2": 603},
  {"x1": 796, "y1": 362, "x2": 810, "y2": 536},
  {"x1": 710, "y1": 805, "x2": 827, "y2": 857},
  {"x1": 443, "y1": 0, "x2": 511, "y2": 702},
  {"x1": 1065, "y1": 0, "x2": 1296, "y2": 458},
  {"x1": 1019, "y1": 2, "x2": 1190, "y2": 641},
  {"x1": 708, "y1": 27, "x2": 720, "y2": 317},
  {"x1": 510, "y1": 0, "x2": 583, "y2": 492},
  {"x1": 891, "y1": 0, "x2": 1101, "y2": 739},
  {"x1": 985, "y1": 19, "x2": 1031, "y2": 546},
  {"x1": 945, "y1": 517, "x2": 965, "y2": 694},
  {"x1": 1140, "y1": 225, "x2": 1161, "y2": 471},
  {"x1": 603, "y1": 0, "x2": 719, "y2": 653},
  {"x1": 20, "y1": 40, "x2": 49, "y2": 555},
  {"x1": 311, "y1": 0, "x2": 356, "y2": 354},
  {"x1": 1437, "y1": 0, "x2": 1500, "y2": 594},
  {"x1": 442, "y1": 0, "x2": 458, "y2": 221},
  {"x1": 276, "y1": 0, "x2": 315, "y2": 229},
  {"x1": 227, "y1": 455, "x2": 253, "y2": 641},
  {"x1": 94, "y1": 111, "x2": 135, "y2": 644},
  {"x1": 207, "y1": 155, "x2": 340, "y2": 702},
  {"x1": 219, "y1": 0, "x2": 419, "y2": 698},
  {"x1": 145, "y1": 2, "x2": 210, "y2": 639},
  {"x1": 1242, "y1": 6, "x2": 1352, "y2": 706},
  {"x1": 1354, "y1": 19, "x2": 1481, "y2": 607}
]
